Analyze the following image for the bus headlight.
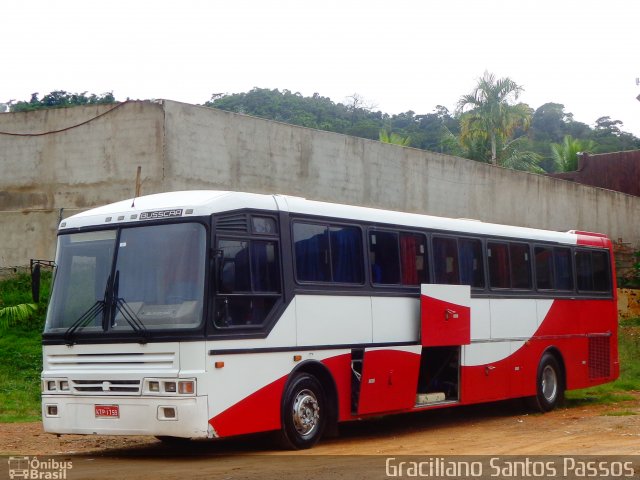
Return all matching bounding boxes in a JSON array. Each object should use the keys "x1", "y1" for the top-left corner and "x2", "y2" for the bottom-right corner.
[
  {"x1": 42, "y1": 378, "x2": 70, "y2": 394},
  {"x1": 143, "y1": 378, "x2": 196, "y2": 396}
]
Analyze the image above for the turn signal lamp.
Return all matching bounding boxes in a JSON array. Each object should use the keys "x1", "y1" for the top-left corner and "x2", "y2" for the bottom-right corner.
[{"x1": 178, "y1": 381, "x2": 195, "y2": 394}]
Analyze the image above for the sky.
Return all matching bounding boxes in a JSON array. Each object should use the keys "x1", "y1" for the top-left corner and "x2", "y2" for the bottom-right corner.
[{"x1": 3, "y1": 0, "x2": 640, "y2": 136}]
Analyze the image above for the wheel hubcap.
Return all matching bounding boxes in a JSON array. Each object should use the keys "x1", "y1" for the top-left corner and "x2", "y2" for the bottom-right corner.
[
  {"x1": 291, "y1": 389, "x2": 320, "y2": 437},
  {"x1": 541, "y1": 365, "x2": 558, "y2": 402}
]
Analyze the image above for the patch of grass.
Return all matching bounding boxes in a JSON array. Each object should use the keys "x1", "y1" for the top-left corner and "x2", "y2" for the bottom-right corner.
[
  {"x1": 603, "y1": 410, "x2": 637, "y2": 416},
  {"x1": 0, "y1": 324, "x2": 43, "y2": 421},
  {"x1": 620, "y1": 317, "x2": 640, "y2": 327},
  {"x1": 0, "y1": 273, "x2": 50, "y2": 422}
]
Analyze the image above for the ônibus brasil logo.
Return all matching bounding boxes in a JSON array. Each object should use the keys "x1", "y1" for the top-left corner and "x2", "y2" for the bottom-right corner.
[{"x1": 8, "y1": 456, "x2": 73, "y2": 479}]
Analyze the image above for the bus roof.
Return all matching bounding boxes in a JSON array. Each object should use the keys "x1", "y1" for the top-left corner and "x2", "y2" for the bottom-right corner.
[{"x1": 59, "y1": 190, "x2": 606, "y2": 246}]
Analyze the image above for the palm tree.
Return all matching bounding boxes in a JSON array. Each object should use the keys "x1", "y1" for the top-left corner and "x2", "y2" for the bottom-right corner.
[
  {"x1": 457, "y1": 72, "x2": 532, "y2": 165},
  {"x1": 0, "y1": 302, "x2": 37, "y2": 331},
  {"x1": 379, "y1": 128, "x2": 411, "y2": 146},
  {"x1": 550, "y1": 135, "x2": 596, "y2": 172}
]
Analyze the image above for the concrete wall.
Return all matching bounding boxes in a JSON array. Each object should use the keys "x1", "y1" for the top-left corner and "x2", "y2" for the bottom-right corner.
[
  {"x1": 1, "y1": 99, "x2": 640, "y2": 268},
  {"x1": 0, "y1": 101, "x2": 166, "y2": 266}
]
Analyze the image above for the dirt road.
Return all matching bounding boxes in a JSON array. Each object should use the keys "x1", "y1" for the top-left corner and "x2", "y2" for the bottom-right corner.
[{"x1": 1, "y1": 397, "x2": 639, "y2": 479}]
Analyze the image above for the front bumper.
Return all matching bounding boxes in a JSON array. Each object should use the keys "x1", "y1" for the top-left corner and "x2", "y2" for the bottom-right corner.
[{"x1": 42, "y1": 394, "x2": 211, "y2": 438}]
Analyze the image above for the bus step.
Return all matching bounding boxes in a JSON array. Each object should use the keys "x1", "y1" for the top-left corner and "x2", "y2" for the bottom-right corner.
[{"x1": 416, "y1": 392, "x2": 446, "y2": 405}]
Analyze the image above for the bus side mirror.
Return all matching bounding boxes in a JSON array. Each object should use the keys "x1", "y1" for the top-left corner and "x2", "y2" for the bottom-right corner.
[{"x1": 31, "y1": 263, "x2": 41, "y2": 304}]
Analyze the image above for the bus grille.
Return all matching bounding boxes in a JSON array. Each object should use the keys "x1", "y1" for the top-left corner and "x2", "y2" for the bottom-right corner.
[
  {"x1": 588, "y1": 336, "x2": 611, "y2": 379},
  {"x1": 46, "y1": 352, "x2": 176, "y2": 371},
  {"x1": 71, "y1": 379, "x2": 141, "y2": 395}
]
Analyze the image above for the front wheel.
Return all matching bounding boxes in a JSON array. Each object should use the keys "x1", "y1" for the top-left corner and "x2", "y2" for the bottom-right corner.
[
  {"x1": 529, "y1": 352, "x2": 564, "y2": 412},
  {"x1": 278, "y1": 373, "x2": 326, "y2": 450}
]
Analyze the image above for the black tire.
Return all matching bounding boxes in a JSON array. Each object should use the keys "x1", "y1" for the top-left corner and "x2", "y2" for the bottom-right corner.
[
  {"x1": 278, "y1": 373, "x2": 326, "y2": 450},
  {"x1": 529, "y1": 352, "x2": 564, "y2": 412}
]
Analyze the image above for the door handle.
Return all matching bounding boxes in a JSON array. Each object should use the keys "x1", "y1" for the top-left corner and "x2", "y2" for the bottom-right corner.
[{"x1": 445, "y1": 309, "x2": 459, "y2": 320}]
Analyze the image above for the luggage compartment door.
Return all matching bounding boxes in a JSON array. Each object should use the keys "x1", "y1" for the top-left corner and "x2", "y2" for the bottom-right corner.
[{"x1": 421, "y1": 284, "x2": 471, "y2": 347}]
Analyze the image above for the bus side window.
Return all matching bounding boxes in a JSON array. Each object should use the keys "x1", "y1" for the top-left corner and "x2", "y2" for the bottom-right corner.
[
  {"x1": 400, "y1": 233, "x2": 428, "y2": 285},
  {"x1": 330, "y1": 226, "x2": 364, "y2": 283},
  {"x1": 369, "y1": 231, "x2": 400, "y2": 284},
  {"x1": 215, "y1": 238, "x2": 281, "y2": 328},
  {"x1": 554, "y1": 247, "x2": 573, "y2": 290},
  {"x1": 591, "y1": 251, "x2": 611, "y2": 292},
  {"x1": 535, "y1": 246, "x2": 554, "y2": 290},
  {"x1": 510, "y1": 243, "x2": 532, "y2": 289},
  {"x1": 459, "y1": 238, "x2": 484, "y2": 288},
  {"x1": 576, "y1": 250, "x2": 593, "y2": 291},
  {"x1": 433, "y1": 237, "x2": 459, "y2": 285},
  {"x1": 293, "y1": 222, "x2": 363, "y2": 284},
  {"x1": 293, "y1": 223, "x2": 330, "y2": 282},
  {"x1": 488, "y1": 242, "x2": 510, "y2": 289},
  {"x1": 577, "y1": 250, "x2": 611, "y2": 292}
]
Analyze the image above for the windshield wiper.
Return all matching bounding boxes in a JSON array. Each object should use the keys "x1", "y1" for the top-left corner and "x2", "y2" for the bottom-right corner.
[
  {"x1": 64, "y1": 274, "x2": 111, "y2": 345},
  {"x1": 63, "y1": 301, "x2": 105, "y2": 345},
  {"x1": 113, "y1": 299, "x2": 149, "y2": 343},
  {"x1": 63, "y1": 271, "x2": 148, "y2": 344},
  {"x1": 110, "y1": 270, "x2": 149, "y2": 344}
]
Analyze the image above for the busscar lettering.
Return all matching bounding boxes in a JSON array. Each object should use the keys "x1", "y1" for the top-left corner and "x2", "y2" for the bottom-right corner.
[{"x1": 139, "y1": 209, "x2": 183, "y2": 220}]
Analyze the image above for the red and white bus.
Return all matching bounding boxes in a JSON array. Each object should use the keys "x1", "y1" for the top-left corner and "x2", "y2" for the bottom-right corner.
[{"x1": 41, "y1": 190, "x2": 619, "y2": 449}]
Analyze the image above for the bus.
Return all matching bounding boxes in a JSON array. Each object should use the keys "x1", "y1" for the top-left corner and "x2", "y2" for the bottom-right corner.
[{"x1": 40, "y1": 190, "x2": 619, "y2": 449}]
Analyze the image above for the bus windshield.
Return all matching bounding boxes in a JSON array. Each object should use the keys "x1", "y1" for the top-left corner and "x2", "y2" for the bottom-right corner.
[{"x1": 45, "y1": 222, "x2": 206, "y2": 335}]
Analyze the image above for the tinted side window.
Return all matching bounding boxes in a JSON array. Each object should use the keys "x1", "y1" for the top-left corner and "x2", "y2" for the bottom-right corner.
[
  {"x1": 575, "y1": 250, "x2": 593, "y2": 291},
  {"x1": 433, "y1": 237, "x2": 459, "y2": 285},
  {"x1": 293, "y1": 223, "x2": 330, "y2": 282},
  {"x1": 293, "y1": 222, "x2": 363, "y2": 284},
  {"x1": 459, "y1": 238, "x2": 484, "y2": 288},
  {"x1": 554, "y1": 247, "x2": 573, "y2": 290},
  {"x1": 535, "y1": 247, "x2": 554, "y2": 289},
  {"x1": 577, "y1": 250, "x2": 611, "y2": 292},
  {"x1": 330, "y1": 226, "x2": 364, "y2": 283},
  {"x1": 400, "y1": 233, "x2": 428, "y2": 285},
  {"x1": 215, "y1": 237, "x2": 281, "y2": 328},
  {"x1": 592, "y1": 251, "x2": 611, "y2": 292},
  {"x1": 488, "y1": 242, "x2": 510, "y2": 289},
  {"x1": 369, "y1": 231, "x2": 400, "y2": 284},
  {"x1": 510, "y1": 243, "x2": 532, "y2": 289}
]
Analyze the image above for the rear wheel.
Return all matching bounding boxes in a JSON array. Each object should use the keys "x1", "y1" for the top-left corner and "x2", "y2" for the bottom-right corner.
[
  {"x1": 278, "y1": 373, "x2": 326, "y2": 450},
  {"x1": 529, "y1": 352, "x2": 564, "y2": 412}
]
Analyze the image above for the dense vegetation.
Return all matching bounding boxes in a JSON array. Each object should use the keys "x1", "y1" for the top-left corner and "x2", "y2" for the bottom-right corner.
[
  {"x1": 6, "y1": 90, "x2": 116, "y2": 112},
  {"x1": 0, "y1": 273, "x2": 50, "y2": 422}
]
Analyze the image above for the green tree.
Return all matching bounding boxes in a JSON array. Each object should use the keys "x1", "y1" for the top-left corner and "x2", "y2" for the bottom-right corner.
[
  {"x1": 457, "y1": 72, "x2": 532, "y2": 165},
  {"x1": 9, "y1": 91, "x2": 116, "y2": 112},
  {"x1": 379, "y1": 128, "x2": 411, "y2": 146},
  {"x1": 499, "y1": 137, "x2": 544, "y2": 173},
  {"x1": 550, "y1": 135, "x2": 596, "y2": 172}
]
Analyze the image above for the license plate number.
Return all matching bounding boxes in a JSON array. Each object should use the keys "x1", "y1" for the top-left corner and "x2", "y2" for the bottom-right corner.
[{"x1": 95, "y1": 405, "x2": 119, "y2": 418}]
